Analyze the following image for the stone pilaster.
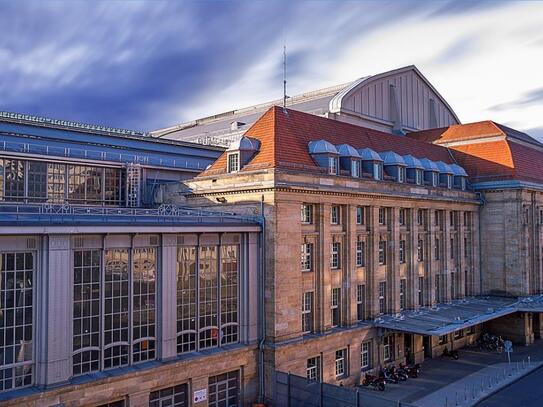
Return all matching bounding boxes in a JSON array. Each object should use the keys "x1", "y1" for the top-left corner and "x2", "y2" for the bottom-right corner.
[{"x1": 161, "y1": 234, "x2": 178, "y2": 360}]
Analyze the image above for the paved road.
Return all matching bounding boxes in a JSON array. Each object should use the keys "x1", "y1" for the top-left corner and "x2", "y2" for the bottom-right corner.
[{"x1": 477, "y1": 365, "x2": 543, "y2": 407}]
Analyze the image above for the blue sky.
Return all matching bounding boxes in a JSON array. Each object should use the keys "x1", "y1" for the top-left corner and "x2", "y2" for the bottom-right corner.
[{"x1": 0, "y1": 0, "x2": 542, "y2": 139}]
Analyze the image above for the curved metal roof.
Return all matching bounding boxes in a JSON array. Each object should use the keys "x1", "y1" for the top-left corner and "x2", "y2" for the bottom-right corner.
[
  {"x1": 419, "y1": 158, "x2": 439, "y2": 172},
  {"x1": 449, "y1": 163, "x2": 468, "y2": 177},
  {"x1": 380, "y1": 151, "x2": 406, "y2": 166},
  {"x1": 336, "y1": 143, "x2": 361, "y2": 158},
  {"x1": 308, "y1": 139, "x2": 338, "y2": 155},
  {"x1": 227, "y1": 135, "x2": 260, "y2": 152},
  {"x1": 358, "y1": 147, "x2": 383, "y2": 161},
  {"x1": 436, "y1": 161, "x2": 455, "y2": 174},
  {"x1": 403, "y1": 155, "x2": 424, "y2": 169}
]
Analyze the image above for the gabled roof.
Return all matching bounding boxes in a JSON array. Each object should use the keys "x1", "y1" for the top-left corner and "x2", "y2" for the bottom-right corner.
[
  {"x1": 408, "y1": 121, "x2": 543, "y2": 185},
  {"x1": 200, "y1": 106, "x2": 455, "y2": 176}
]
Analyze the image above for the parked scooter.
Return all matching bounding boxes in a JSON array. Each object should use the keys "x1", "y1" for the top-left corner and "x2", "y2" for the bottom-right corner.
[
  {"x1": 361, "y1": 374, "x2": 386, "y2": 391},
  {"x1": 442, "y1": 347, "x2": 459, "y2": 360},
  {"x1": 478, "y1": 333, "x2": 504, "y2": 353},
  {"x1": 398, "y1": 362, "x2": 420, "y2": 378}
]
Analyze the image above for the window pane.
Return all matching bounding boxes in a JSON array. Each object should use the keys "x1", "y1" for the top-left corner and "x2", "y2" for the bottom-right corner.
[
  {"x1": 176, "y1": 246, "x2": 197, "y2": 354},
  {"x1": 220, "y1": 245, "x2": 238, "y2": 345},
  {"x1": 199, "y1": 246, "x2": 218, "y2": 349}
]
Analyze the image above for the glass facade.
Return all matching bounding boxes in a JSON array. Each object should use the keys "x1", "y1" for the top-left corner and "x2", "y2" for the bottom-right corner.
[{"x1": 0, "y1": 158, "x2": 124, "y2": 205}]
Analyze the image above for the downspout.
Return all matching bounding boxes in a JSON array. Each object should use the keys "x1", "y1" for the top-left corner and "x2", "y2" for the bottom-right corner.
[
  {"x1": 477, "y1": 191, "x2": 486, "y2": 294},
  {"x1": 258, "y1": 194, "x2": 266, "y2": 404}
]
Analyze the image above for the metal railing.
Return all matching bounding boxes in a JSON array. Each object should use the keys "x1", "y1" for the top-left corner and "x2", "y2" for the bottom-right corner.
[{"x1": 0, "y1": 203, "x2": 260, "y2": 225}]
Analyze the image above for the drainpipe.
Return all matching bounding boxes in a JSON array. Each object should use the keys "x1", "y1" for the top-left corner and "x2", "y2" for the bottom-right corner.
[
  {"x1": 477, "y1": 191, "x2": 486, "y2": 295},
  {"x1": 258, "y1": 194, "x2": 266, "y2": 404}
]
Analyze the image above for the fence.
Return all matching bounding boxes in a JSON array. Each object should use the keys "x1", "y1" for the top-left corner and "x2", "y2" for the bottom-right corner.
[{"x1": 274, "y1": 371, "x2": 416, "y2": 407}]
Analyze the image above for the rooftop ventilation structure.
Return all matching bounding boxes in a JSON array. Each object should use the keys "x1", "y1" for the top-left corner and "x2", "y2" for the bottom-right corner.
[{"x1": 226, "y1": 135, "x2": 260, "y2": 173}]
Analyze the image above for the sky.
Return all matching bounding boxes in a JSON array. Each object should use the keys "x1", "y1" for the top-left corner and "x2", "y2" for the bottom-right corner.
[{"x1": 0, "y1": 0, "x2": 542, "y2": 140}]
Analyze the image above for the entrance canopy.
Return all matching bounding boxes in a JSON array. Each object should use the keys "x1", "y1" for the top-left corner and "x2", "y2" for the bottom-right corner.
[{"x1": 374, "y1": 297, "x2": 518, "y2": 336}]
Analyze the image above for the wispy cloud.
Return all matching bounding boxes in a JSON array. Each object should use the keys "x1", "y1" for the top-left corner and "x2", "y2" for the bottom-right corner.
[
  {"x1": 0, "y1": 0, "x2": 542, "y2": 134},
  {"x1": 490, "y1": 88, "x2": 543, "y2": 111}
]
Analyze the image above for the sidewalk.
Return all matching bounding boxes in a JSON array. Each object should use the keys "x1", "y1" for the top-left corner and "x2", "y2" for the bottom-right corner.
[{"x1": 358, "y1": 339, "x2": 543, "y2": 407}]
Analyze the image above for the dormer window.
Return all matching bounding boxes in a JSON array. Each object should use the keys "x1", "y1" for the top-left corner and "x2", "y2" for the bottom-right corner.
[
  {"x1": 374, "y1": 163, "x2": 383, "y2": 180},
  {"x1": 432, "y1": 172, "x2": 439, "y2": 187},
  {"x1": 461, "y1": 178, "x2": 466, "y2": 190},
  {"x1": 351, "y1": 160, "x2": 361, "y2": 178},
  {"x1": 447, "y1": 174, "x2": 453, "y2": 189},
  {"x1": 415, "y1": 169, "x2": 423, "y2": 185},
  {"x1": 329, "y1": 157, "x2": 338, "y2": 175},
  {"x1": 227, "y1": 152, "x2": 240, "y2": 173},
  {"x1": 398, "y1": 167, "x2": 406, "y2": 183}
]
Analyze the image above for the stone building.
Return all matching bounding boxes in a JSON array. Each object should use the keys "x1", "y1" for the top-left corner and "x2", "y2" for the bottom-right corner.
[{"x1": 0, "y1": 112, "x2": 262, "y2": 407}]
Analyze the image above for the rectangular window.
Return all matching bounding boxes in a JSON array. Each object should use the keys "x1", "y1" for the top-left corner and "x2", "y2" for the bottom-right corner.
[
  {"x1": 198, "y1": 246, "x2": 218, "y2": 350},
  {"x1": 447, "y1": 174, "x2": 453, "y2": 189},
  {"x1": 356, "y1": 241, "x2": 365, "y2": 267},
  {"x1": 176, "y1": 246, "x2": 197, "y2": 353},
  {"x1": 227, "y1": 153, "x2": 240, "y2": 173},
  {"x1": 417, "y1": 239, "x2": 424, "y2": 262},
  {"x1": 378, "y1": 281, "x2": 386, "y2": 314},
  {"x1": 47, "y1": 163, "x2": 66, "y2": 203},
  {"x1": 461, "y1": 178, "x2": 466, "y2": 190},
  {"x1": 27, "y1": 161, "x2": 47, "y2": 200},
  {"x1": 454, "y1": 329, "x2": 464, "y2": 339},
  {"x1": 416, "y1": 169, "x2": 423, "y2": 185},
  {"x1": 450, "y1": 211, "x2": 455, "y2": 227},
  {"x1": 398, "y1": 167, "x2": 405, "y2": 183},
  {"x1": 302, "y1": 292, "x2": 314, "y2": 334},
  {"x1": 331, "y1": 205, "x2": 340, "y2": 224},
  {"x1": 301, "y1": 204, "x2": 313, "y2": 224},
  {"x1": 331, "y1": 288, "x2": 341, "y2": 327},
  {"x1": 399, "y1": 240, "x2": 406, "y2": 263},
  {"x1": 374, "y1": 162, "x2": 383, "y2": 180},
  {"x1": 466, "y1": 326, "x2": 475, "y2": 335},
  {"x1": 418, "y1": 276, "x2": 424, "y2": 306},
  {"x1": 450, "y1": 238, "x2": 455, "y2": 259},
  {"x1": 383, "y1": 336, "x2": 393, "y2": 362},
  {"x1": 149, "y1": 384, "x2": 188, "y2": 407},
  {"x1": 399, "y1": 209, "x2": 406, "y2": 226},
  {"x1": 330, "y1": 242, "x2": 341, "y2": 269},
  {"x1": 435, "y1": 238, "x2": 440, "y2": 260},
  {"x1": 378, "y1": 241, "x2": 386, "y2": 265},
  {"x1": 4, "y1": 159, "x2": 25, "y2": 201},
  {"x1": 73, "y1": 250, "x2": 101, "y2": 375},
  {"x1": 0, "y1": 252, "x2": 34, "y2": 392},
  {"x1": 451, "y1": 272, "x2": 457, "y2": 299},
  {"x1": 464, "y1": 237, "x2": 469, "y2": 258},
  {"x1": 357, "y1": 284, "x2": 365, "y2": 321},
  {"x1": 307, "y1": 357, "x2": 321, "y2": 381},
  {"x1": 335, "y1": 349, "x2": 347, "y2": 379},
  {"x1": 432, "y1": 172, "x2": 439, "y2": 187},
  {"x1": 361, "y1": 341, "x2": 372, "y2": 370},
  {"x1": 356, "y1": 206, "x2": 364, "y2": 225},
  {"x1": 400, "y1": 279, "x2": 406, "y2": 311},
  {"x1": 220, "y1": 245, "x2": 239, "y2": 346},
  {"x1": 417, "y1": 209, "x2": 424, "y2": 226},
  {"x1": 104, "y1": 167, "x2": 123, "y2": 205},
  {"x1": 439, "y1": 335, "x2": 448, "y2": 345},
  {"x1": 301, "y1": 243, "x2": 313, "y2": 271},
  {"x1": 209, "y1": 370, "x2": 239, "y2": 407},
  {"x1": 434, "y1": 210, "x2": 440, "y2": 227},
  {"x1": 435, "y1": 274, "x2": 442, "y2": 303},
  {"x1": 351, "y1": 160, "x2": 361, "y2": 177},
  {"x1": 329, "y1": 156, "x2": 338, "y2": 175},
  {"x1": 378, "y1": 207, "x2": 386, "y2": 225}
]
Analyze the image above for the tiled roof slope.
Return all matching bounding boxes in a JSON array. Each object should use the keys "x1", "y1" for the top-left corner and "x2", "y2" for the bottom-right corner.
[
  {"x1": 201, "y1": 106, "x2": 455, "y2": 176},
  {"x1": 408, "y1": 120, "x2": 542, "y2": 147},
  {"x1": 408, "y1": 121, "x2": 543, "y2": 184}
]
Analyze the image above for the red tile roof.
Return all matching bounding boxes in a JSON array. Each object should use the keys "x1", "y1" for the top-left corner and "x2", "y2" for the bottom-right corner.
[
  {"x1": 201, "y1": 106, "x2": 455, "y2": 176},
  {"x1": 409, "y1": 121, "x2": 543, "y2": 184}
]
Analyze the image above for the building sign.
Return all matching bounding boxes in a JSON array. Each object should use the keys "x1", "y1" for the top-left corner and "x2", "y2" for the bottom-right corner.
[{"x1": 194, "y1": 389, "x2": 208, "y2": 403}]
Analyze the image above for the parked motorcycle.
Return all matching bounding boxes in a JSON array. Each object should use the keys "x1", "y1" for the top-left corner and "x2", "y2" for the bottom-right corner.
[
  {"x1": 361, "y1": 374, "x2": 386, "y2": 391},
  {"x1": 398, "y1": 362, "x2": 420, "y2": 378},
  {"x1": 478, "y1": 333, "x2": 504, "y2": 353},
  {"x1": 442, "y1": 347, "x2": 459, "y2": 360},
  {"x1": 389, "y1": 365, "x2": 408, "y2": 382},
  {"x1": 379, "y1": 367, "x2": 399, "y2": 384}
]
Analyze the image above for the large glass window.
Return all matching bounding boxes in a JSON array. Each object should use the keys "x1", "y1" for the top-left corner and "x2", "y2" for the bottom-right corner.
[
  {"x1": 209, "y1": 370, "x2": 239, "y2": 407},
  {"x1": 71, "y1": 246, "x2": 157, "y2": 376},
  {"x1": 176, "y1": 243, "x2": 240, "y2": 355},
  {"x1": 335, "y1": 349, "x2": 347, "y2": 379},
  {"x1": 47, "y1": 163, "x2": 66, "y2": 203},
  {"x1": 301, "y1": 243, "x2": 313, "y2": 272},
  {"x1": 356, "y1": 241, "x2": 365, "y2": 267},
  {"x1": 27, "y1": 161, "x2": 47, "y2": 200},
  {"x1": 357, "y1": 284, "x2": 365, "y2": 321},
  {"x1": 302, "y1": 292, "x2": 313, "y2": 334},
  {"x1": 330, "y1": 242, "x2": 340, "y2": 269},
  {"x1": 331, "y1": 288, "x2": 340, "y2": 327},
  {"x1": 73, "y1": 250, "x2": 101, "y2": 375},
  {"x1": 0, "y1": 252, "x2": 34, "y2": 392},
  {"x1": 301, "y1": 204, "x2": 313, "y2": 224},
  {"x1": 361, "y1": 341, "x2": 372, "y2": 370},
  {"x1": 378, "y1": 281, "x2": 386, "y2": 314},
  {"x1": 306, "y1": 357, "x2": 321, "y2": 381}
]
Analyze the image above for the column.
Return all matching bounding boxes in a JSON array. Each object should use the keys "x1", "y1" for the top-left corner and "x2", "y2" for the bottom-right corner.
[
  {"x1": 368, "y1": 206, "x2": 380, "y2": 317},
  {"x1": 346, "y1": 205, "x2": 357, "y2": 325},
  {"x1": 409, "y1": 209, "x2": 418, "y2": 309},
  {"x1": 390, "y1": 207, "x2": 401, "y2": 314},
  {"x1": 161, "y1": 234, "x2": 178, "y2": 360},
  {"x1": 427, "y1": 210, "x2": 437, "y2": 305},
  {"x1": 443, "y1": 210, "x2": 452, "y2": 303},
  {"x1": 458, "y1": 211, "x2": 467, "y2": 298},
  {"x1": 317, "y1": 203, "x2": 332, "y2": 331}
]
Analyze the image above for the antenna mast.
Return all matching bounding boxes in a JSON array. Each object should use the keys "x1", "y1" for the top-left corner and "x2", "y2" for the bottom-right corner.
[{"x1": 283, "y1": 45, "x2": 287, "y2": 108}]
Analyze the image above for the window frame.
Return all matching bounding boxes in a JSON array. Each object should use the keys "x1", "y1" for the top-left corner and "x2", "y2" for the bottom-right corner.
[
  {"x1": 329, "y1": 156, "x2": 338, "y2": 175},
  {"x1": 301, "y1": 242, "x2": 313, "y2": 272},
  {"x1": 356, "y1": 240, "x2": 365, "y2": 267},
  {"x1": 331, "y1": 288, "x2": 341, "y2": 327},
  {"x1": 356, "y1": 284, "x2": 366, "y2": 321},
  {"x1": 330, "y1": 242, "x2": 341, "y2": 269},
  {"x1": 301, "y1": 204, "x2": 313, "y2": 224},
  {"x1": 399, "y1": 240, "x2": 406, "y2": 264},
  {"x1": 302, "y1": 292, "x2": 314, "y2": 334},
  {"x1": 378, "y1": 241, "x2": 386, "y2": 265},
  {"x1": 361, "y1": 341, "x2": 372, "y2": 370},
  {"x1": 378, "y1": 281, "x2": 386, "y2": 315},
  {"x1": 335, "y1": 348, "x2": 348, "y2": 379},
  {"x1": 227, "y1": 152, "x2": 240, "y2": 173},
  {"x1": 331, "y1": 205, "x2": 340, "y2": 225}
]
